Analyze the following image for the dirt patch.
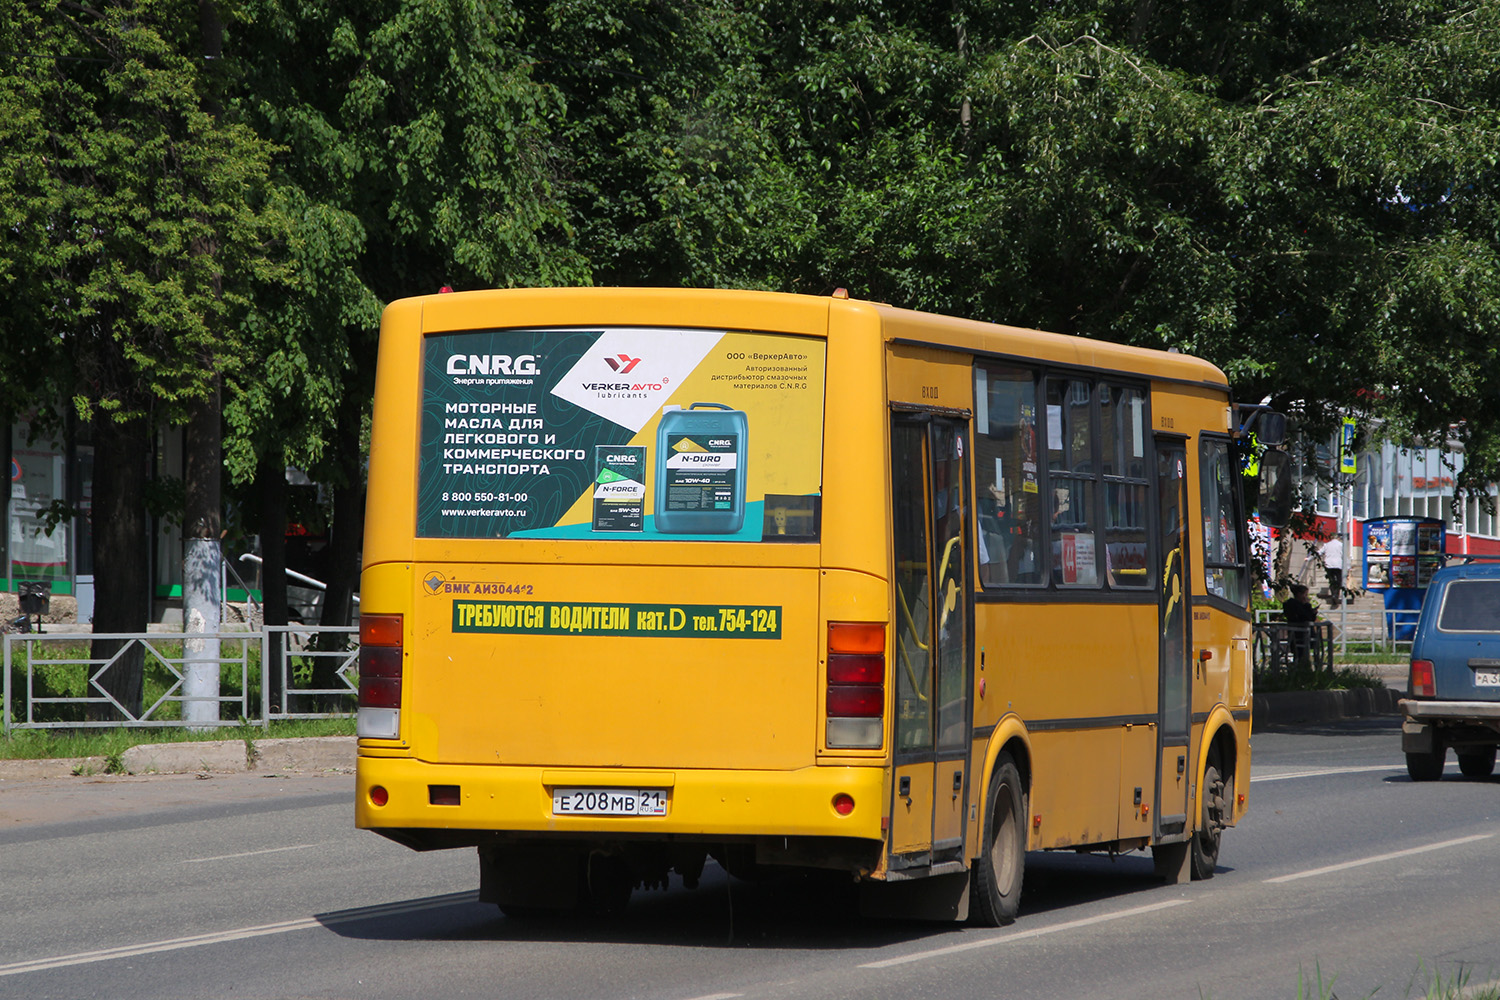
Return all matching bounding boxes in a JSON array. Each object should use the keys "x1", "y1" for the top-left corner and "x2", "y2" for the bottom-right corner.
[{"x1": 0, "y1": 591, "x2": 79, "y2": 627}]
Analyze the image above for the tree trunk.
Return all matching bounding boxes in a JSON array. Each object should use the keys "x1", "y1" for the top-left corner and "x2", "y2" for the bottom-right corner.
[
  {"x1": 89, "y1": 413, "x2": 150, "y2": 720},
  {"x1": 313, "y1": 396, "x2": 365, "y2": 708},
  {"x1": 258, "y1": 450, "x2": 289, "y2": 713},
  {"x1": 182, "y1": 382, "x2": 222, "y2": 727},
  {"x1": 182, "y1": 0, "x2": 226, "y2": 728}
]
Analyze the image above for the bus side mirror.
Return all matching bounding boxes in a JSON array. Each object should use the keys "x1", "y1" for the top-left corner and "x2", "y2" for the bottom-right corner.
[
  {"x1": 1257, "y1": 411, "x2": 1288, "y2": 448},
  {"x1": 1256, "y1": 449, "x2": 1294, "y2": 528}
]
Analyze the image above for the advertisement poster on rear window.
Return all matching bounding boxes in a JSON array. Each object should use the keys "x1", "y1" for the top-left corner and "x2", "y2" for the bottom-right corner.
[{"x1": 417, "y1": 327, "x2": 827, "y2": 541}]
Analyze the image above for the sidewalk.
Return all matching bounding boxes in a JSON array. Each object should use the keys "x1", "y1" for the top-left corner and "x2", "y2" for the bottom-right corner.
[{"x1": 0, "y1": 736, "x2": 353, "y2": 781}]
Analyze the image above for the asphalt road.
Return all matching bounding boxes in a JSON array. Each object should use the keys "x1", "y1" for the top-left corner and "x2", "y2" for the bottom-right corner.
[{"x1": 2, "y1": 717, "x2": 1497, "y2": 1000}]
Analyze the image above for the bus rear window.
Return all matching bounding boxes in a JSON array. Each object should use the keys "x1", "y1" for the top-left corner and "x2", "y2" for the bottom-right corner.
[{"x1": 417, "y1": 326, "x2": 827, "y2": 542}]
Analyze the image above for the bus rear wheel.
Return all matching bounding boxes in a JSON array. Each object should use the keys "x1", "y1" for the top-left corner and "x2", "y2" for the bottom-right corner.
[
  {"x1": 970, "y1": 753, "x2": 1025, "y2": 927},
  {"x1": 1190, "y1": 763, "x2": 1226, "y2": 881}
]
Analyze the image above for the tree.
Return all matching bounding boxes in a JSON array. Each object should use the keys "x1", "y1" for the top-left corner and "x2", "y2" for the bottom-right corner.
[
  {"x1": 227, "y1": 0, "x2": 588, "y2": 701},
  {"x1": 0, "y1": 0, "x2": 286, "y2": 717},
  {"x1": 728, "y1": 1, "x2": 1500, "y2": 493}
]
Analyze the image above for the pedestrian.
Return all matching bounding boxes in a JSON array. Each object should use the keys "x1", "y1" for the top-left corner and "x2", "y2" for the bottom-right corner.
[
  {"x1": 1281, "y1": 584, "x2": 1318, "y2": 670},
  {"x1": 1319, "y1": 536, "x2": 1345, "y2": 598},
  {"x1": 1281, "y1": 584, "x2": 1317, "y2": 625}
]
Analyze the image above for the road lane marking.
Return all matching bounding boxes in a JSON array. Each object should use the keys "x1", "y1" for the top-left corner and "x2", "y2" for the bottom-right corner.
[
  {"x1": 184, "y1": 843, "x2": 323, "y2": 863},
  {"x1": 1263, "y1": 834, "x2": 1493, "y2": 884},
  {"x1": 0, "y1": 891, "x2": 479, "y2": 977},
  {"x1": 859, "y1": 899, "x2": 1190, "y2": 969},
  {"x1": 1252, "y1": 764, "x2": 1406, "y2": 783}
]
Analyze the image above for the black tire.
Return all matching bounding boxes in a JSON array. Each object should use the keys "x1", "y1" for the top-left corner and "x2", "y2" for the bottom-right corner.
[
  {"x1": 1190, "y1": 763, "x2": 1226, "y2": 881},
  {"x1": 1457, "y1": 746, "x2": 1496, "y2": 779},
  {"x1": 1406, "y1": 747, "x2": 1446, "y2": 782},
  {"x1": 970, "y1": 753, "x2": 1026, "y2": 926},
  {"x1": 582, "y1": 853, "x2": 633, "y2": 916}
]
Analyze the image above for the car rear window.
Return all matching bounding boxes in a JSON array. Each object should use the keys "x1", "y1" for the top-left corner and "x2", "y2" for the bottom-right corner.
[{"x1": 1437, "y1": 580, "x2": 1500, "y2": 632}]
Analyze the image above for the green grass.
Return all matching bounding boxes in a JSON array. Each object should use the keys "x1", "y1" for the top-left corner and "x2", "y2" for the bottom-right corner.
[
  {"x1": 1201, "y1": 962, "x2": 1500, "y2": 999},
  {"x1": 1256, "y1": 665, "x2": 1387, "y2": 693},
  {"x1": 0, "y1": 718, "x2": 355, "y2": 761}
]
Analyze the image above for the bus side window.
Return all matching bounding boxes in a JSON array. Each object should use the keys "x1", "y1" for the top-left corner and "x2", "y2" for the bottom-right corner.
[
  {"x1": 1200, "y1": 437, "x2": 1249, "y2": 604},
  {"x1": 1047, "y1": 377, "x2": 1100, "y2": 588},
  {"x1": 973, "y1": 362, "x2": 1044, "y2": 587},
  {"x1": 1101, "y1": 384, "x2": 1151, "y2": 589}
]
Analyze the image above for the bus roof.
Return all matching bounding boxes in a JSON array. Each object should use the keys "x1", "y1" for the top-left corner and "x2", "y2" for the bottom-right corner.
[
  {"x1": 867, "y1": 299, "x2": 1229, "y2": 389},
  {"x1": 400, "y1": 286, "x2": 1229, "y2": 390}
]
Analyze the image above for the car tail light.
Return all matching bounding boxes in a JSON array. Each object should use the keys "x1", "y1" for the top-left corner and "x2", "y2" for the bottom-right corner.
[
  {"x1": 1410, "y1": 659, "x2": 1435, "y2": 698},
  {"x1": 826, "y1": 622, "x2": 885, "y2": 749},
  {"x1": 358, "y1": 614, "x2": 403, "y2": 739}
]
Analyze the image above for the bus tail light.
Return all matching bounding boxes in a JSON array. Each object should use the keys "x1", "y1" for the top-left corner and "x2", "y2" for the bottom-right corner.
[
  {"x1": 1410, "y1": 659, "x2": 1435, "y2": 698},
  {"x1": 826, "y1": 622, "x2": 885, "y2": 749},
  {"x1": 358, "y1": 614, "x2": 404, "y2": 739}
]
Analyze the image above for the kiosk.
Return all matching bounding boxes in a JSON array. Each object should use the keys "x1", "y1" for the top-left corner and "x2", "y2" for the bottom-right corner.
[{"x1": 1362, "y1": 516, "x2": 1444, "y2": 641}]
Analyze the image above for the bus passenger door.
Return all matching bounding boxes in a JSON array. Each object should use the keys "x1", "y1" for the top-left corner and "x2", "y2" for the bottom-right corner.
[
  {"x1": 1155, "y1": 439, "x2": 1192, "y2": 840},
  {"x1": 889, "y1": 414, "x2": 973, "y2": 872}
]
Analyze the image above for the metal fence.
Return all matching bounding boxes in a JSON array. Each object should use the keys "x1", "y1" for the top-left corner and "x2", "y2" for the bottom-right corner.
[
  {"x1": 1252, "y1": 605, "x2": 1420, "y2": 659},
  {"x1": 1252, "y1": 620, "x2": 1334, "y2": 678},
  {"x1": 2, "y1": 624, "x2": 358, "y2": 733}
]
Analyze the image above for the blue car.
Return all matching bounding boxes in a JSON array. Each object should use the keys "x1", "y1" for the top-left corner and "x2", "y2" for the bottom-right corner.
[{"x1": 1401, "y1": 560, "x2": 1500, "y2": 781}]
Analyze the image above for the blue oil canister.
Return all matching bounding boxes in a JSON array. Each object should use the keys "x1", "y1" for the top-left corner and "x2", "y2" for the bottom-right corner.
[{"x1": 654, "y1": 403, "x2": 748, "y2": 534}]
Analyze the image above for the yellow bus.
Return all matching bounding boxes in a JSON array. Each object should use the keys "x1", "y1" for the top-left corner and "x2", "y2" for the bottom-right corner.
[{"x1": 356, "y1": 286, "x2": 1267, "y2": 923}]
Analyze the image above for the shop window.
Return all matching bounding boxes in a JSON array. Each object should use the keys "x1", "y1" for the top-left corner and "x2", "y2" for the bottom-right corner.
[{"x1": 10, "y1": 427, "x2": 69, "y2": 588}]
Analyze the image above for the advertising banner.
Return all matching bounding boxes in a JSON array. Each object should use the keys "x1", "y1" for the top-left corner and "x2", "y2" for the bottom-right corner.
[{"x1": 418, "y1": 327, "x2": 827, "y2": 541}]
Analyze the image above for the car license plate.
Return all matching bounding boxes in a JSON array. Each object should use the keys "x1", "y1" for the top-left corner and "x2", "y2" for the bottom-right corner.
[
  {"x1": 1474, "y1": 670, "x2": 1500, "y2": 686},
  {"x1": 552, "y1": 788, "x2": 668, "y2": 816}
]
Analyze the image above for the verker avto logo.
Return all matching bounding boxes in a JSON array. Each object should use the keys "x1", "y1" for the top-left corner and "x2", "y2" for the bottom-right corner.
[
  {"x1": 446, "y1": 354, "x2": 539, "y2": 376},
  {"x1": 604, "y1": 354, "x2": 642, "y2": 374}
]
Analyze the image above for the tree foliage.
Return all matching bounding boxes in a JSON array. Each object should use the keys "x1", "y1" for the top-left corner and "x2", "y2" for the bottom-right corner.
[
  {"x1": 4, "y1": 0, "x2": 1500, "y2": 637},
  {"x1": 1, "y1": 0, "x2": 286, "y2": 429}
]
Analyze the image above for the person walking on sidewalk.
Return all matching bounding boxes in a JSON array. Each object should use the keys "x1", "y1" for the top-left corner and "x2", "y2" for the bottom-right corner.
[{"x1": 1319, "y1": 536, "x2": 1344, "y2": 599}]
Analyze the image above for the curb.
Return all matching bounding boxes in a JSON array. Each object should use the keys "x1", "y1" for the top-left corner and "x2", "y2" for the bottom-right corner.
[
  {"x1": 1254, "y1": 687, "x2": 1403, "y2": 727},
  {"x1": 0, "y1": 736, "x2": 354, "y2": 781},
  {"x1": 0, "y1": 688, "x2": 1400, "y2": 780}
]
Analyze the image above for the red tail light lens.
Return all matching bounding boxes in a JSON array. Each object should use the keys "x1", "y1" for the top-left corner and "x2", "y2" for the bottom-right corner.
[
  {"x1": 1410, "y1": 659, "x2": 1435, "y2": 698},
  {"x1": 828, "y1": 653, "x2": 884, "y2": 685},
  {"x1": 358, "y1": 646, "x2": 402, "y2": 709},
  {"x1": 827, "y1": 685, "x2": 883, "y2": 717}
]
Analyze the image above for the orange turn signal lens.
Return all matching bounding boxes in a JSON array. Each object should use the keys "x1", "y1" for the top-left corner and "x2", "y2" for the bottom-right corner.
[{"x1": 828, "y1": 622, "x2": 884, "y2": 654}]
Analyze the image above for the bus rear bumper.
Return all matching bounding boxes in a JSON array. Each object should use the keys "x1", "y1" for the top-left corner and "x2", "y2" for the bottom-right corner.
[{"x1": 356, "y1": 755, "x2": 887, "y2": 847}]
